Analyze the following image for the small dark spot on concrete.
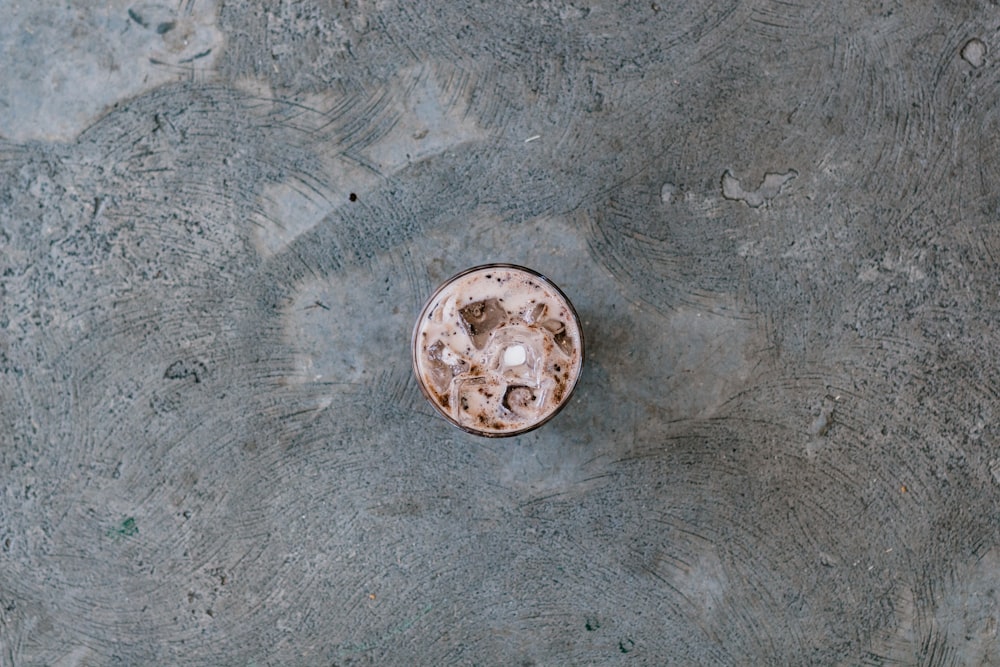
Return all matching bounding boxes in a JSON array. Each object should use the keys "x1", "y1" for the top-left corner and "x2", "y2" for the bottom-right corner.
[
  {"x1": 156, "y1": 21, "x2": 175, "y2": 34},
  {"x1": 113, "y1": 517, "x2": 139, "y2": 537},
  {"x1": 349, "y1": 192, "x2": 358, "y2": 202},
  {"x1": 164, "y1": 359, "x2": 207, "y2": 383},
  {"x1": 619, "y1": 638, "x2": 635, "y2": 653},
  {"x1": 178, "y1": 49, "x2": 213, "y2": 64},
  {"x1": 128, "y1": 8, "x2": 149, "y2": 28},
  {"x1": 585, "y1": 617, "x2": 600, "y2": 631}
]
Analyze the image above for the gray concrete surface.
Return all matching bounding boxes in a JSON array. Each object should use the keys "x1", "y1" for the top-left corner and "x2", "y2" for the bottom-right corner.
[{"x1": 2, "y1": 1, "x2": 999, "y2": 665}]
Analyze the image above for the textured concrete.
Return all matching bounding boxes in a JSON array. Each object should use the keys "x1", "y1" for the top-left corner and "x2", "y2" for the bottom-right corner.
[{"x1": 2, "y1": 1, "x2": 999, "y2": 665}]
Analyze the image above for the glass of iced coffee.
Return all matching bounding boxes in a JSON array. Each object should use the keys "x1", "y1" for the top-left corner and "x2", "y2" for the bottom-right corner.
[{"x1": 412, "y1": 264, "x2": 584, "y2": 437}]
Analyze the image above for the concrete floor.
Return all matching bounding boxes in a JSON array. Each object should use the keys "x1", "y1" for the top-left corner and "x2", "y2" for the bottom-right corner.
[{"x1": 2, "y1": 1, "x2": 999, "y2": 665}]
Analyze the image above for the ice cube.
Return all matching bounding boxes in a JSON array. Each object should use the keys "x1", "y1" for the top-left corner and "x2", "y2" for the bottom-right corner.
[
  {"x1": 502, "y1": 385, "x2": 543, "y2": 417},
  {"x1": 486, "y1": 326, "x2": 544, "y2": 382},
  {"x1": 528, "y1": 302, "x2": 547, "y2": 323},
  {"x1": 541, "y1": 319, "x2": 574, "y2": 357},
  {"x1": 425, "y1": 339, "x2": 468, "y2": 393},
  {"x1": 459, "y1": 298, "x2": 508, "y2": 349},
  {"x1": 423, "y1": 340, "x2": 452, "y2": 393},
  {"x1": 553, "y1": 329, "x2": 573, "y2": 357},
  {"x1": 451, "y1": 376, "x2": 504, "y2": 428},
  {"x1": 540, "y1": 318, "x2": 564, "y2": 334}
]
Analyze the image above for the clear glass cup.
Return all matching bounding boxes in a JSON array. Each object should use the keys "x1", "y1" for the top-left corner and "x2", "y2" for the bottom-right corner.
[{"x1": 412, "y1": 264, "x2": 585, "y2": 437}]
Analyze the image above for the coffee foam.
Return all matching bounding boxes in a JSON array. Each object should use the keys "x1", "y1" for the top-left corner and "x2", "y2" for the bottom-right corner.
[{"x1": 413, "y1": 266, "x2": 583, "y2": 435}]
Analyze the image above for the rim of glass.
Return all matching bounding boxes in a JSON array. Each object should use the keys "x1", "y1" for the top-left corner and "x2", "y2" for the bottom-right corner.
[{"x1": 411, "y1": 263, "x2": 585, "y2": 438}]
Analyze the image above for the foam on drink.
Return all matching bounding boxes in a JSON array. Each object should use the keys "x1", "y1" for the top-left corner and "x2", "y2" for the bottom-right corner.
[{"x1": 412, "y1": 265, "x2": 584, "y2": 436}]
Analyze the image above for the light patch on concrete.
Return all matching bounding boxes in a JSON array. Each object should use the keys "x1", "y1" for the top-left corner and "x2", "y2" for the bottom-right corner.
[
  {"x1": 52, "y1": 645, "x2": 96, "y2": 667},
  {"x1": 961, "y1": 38, "x2": 986, "y2": 68},
  {"x1": 254, "y1": 170, "x2": 371, "y2": 259},
  {"x1": 721, "y1": 169, "x2": 797, "y2": 208},
  {"x1": 660, "y1": 182, "x2": 677, "y2": 204},
  {"x1": 867, "y1": 548, "x2": 1000, "y2": 665},
  {"x1": 619, "y1": 304, "x2": 762, "y2": 421},
  {"x1": 282, "y1": 257, "x2": 417, "y2": 387},
  {"x1": 806, "y1": 395, "x2": 838, "y2": 459},
  {"x1": 361, "y1": 64, "x2": 485, "y2": 173},
  {"x1": 857, "y1": 248, "x2": 929, "y2": 283},
  {"x1": 867, "y1": 249, "x2": 929, "y2": 282},
  {"x1": 252, "y1": 64, "x2": 484, "y2": 257},
  {"x1": 663, "y1": 308, "x2": 758, "y2": 418},
  {"x1": 673, "y1": 548, "x2": 729, "y2": 613},
  {"x1": 0, "y1": 1, "x2": 223, "y2": 142}
]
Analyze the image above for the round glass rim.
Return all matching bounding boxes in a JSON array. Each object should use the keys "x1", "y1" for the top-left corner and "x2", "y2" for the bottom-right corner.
[{"x1": 410, "y1": 263, "x2": 585, "y2": 438}]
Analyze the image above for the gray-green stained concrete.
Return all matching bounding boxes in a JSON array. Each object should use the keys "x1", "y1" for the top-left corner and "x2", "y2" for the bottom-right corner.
[{"x1": 1, "y1": 1, "x2": 998, "y2": 664}]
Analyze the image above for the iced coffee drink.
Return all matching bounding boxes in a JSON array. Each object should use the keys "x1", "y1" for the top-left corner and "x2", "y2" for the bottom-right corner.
[{"x1": 412, "y1": 264, "x2": 584, "y2": 437}]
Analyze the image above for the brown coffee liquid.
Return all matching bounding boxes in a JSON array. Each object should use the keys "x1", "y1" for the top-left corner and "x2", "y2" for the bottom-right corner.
[{"x1": 412, "y1": 265, "x2": 583, "y2": 436}]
